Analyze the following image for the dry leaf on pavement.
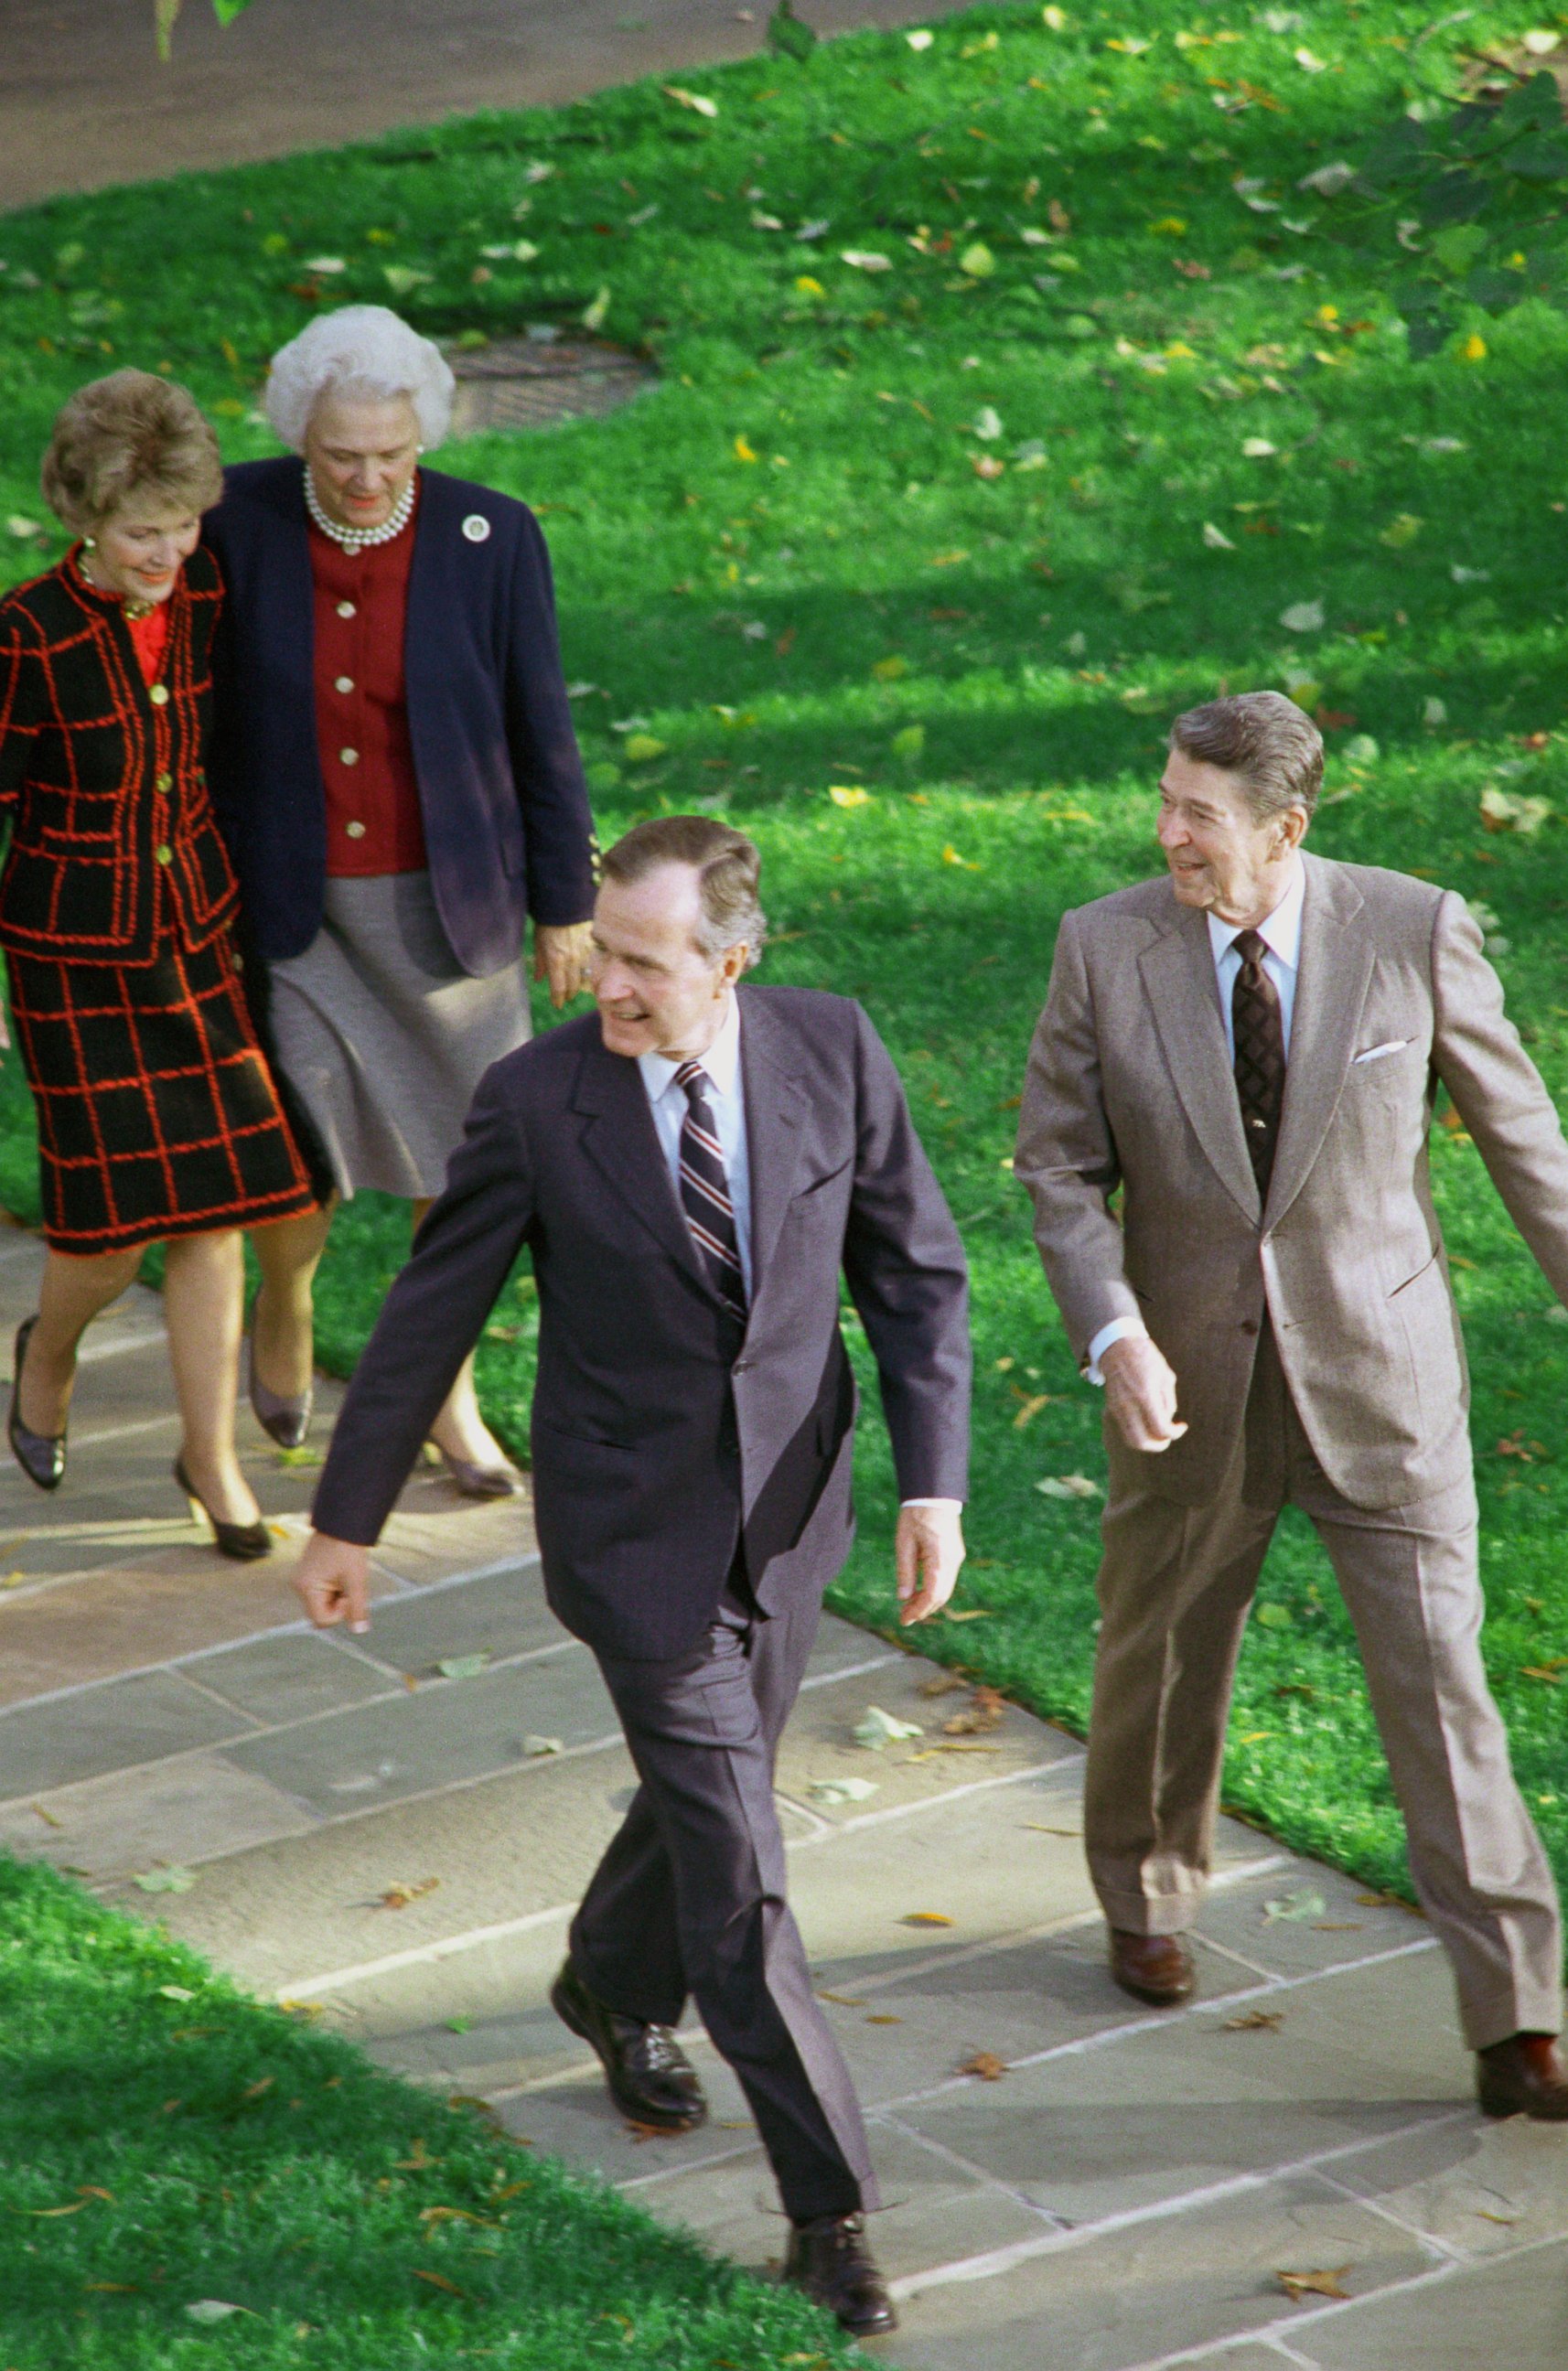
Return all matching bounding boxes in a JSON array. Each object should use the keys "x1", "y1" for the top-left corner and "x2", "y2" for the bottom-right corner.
[
  {"x1": 1275, "y1": 2267, "x2": 1351, "y2": 2301},
  {"x1": 378, "y1": 1878, "x2": 439, "y2": 1910},
  {"x1": 1224, "y1": 2008, "x2": 1284, "y2": 2032},
  {"x1": 959, "y1": 2051, "x2": 1007, "y2": 2080},
  {"x1": 901, "y1": 1911, "x2": 956, "y2": 1927}
]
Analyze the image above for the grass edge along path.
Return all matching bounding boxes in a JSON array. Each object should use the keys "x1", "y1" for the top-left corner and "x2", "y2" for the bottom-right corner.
[
  {"x1": 1, "y1": 0, "x2": 1566, "y2": 1942},
  {"x1": 0, "y1": 1854, "x2": 865, "y2": 2370}
]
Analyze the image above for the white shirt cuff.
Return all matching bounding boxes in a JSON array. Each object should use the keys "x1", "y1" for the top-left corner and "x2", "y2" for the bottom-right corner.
[
  {"x1": 900, "y1": 1498, "x2": 963, "y2": 1510},
  {"x1": 1084, "y1": 1315, "x2": 1149, "y2": 1386}
]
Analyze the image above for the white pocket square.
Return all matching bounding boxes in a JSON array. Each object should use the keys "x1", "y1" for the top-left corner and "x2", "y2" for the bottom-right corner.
[{"x1": 1354, "y1": 1038, "x2": 1412, "y2": 1065}]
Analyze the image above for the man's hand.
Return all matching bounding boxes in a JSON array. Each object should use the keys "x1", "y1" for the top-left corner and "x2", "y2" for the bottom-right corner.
[
  {"x1": 896, "y1": 1501, "x2": 966, "y2": 1627},
  {"x1": 533, "y1": 921, "x2": 593, "y2": 1009},
  {"x1": 1101, "y1": 1334, "x2": 1187, "y2": 1454},
  {"x1": 293, "y1": 1529, "x2": 371, "y2": 1634}
]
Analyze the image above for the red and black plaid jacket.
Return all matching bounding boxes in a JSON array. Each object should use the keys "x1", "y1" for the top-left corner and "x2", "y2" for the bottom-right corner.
[{"x1": 0, "y1": 544, "x2": 239, "y2": 966}]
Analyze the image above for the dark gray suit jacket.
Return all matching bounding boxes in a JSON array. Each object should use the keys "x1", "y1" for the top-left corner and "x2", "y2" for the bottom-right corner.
[{"x1": 311, "y1": 983, "x2": 972, "y2": 1659}]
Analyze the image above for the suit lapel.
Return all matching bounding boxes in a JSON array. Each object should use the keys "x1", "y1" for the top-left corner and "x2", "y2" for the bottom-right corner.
[
  {"x1": 1141, "y1": 903, "x2": 1261, "y2": 1223},
  {"x1": 1266, "y1": 854, "x2": 1373, "y2": 1226},
  {"x1": 570, "y1": 1039, "x2": 710, "y2": 1289},
  {"x1": 739, "y1": 990, "x2": 810, "y2": 1297}
]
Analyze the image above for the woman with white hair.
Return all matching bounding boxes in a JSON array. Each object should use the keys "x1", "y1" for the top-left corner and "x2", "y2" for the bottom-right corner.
[{"x1": 204, "y1": 306, "x2": 598, "y2": 1494}]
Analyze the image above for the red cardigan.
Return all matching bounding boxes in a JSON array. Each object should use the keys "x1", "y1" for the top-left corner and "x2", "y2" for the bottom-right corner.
[{"x1": 0, "y1": 546, "x2": 238, "y2": 965}]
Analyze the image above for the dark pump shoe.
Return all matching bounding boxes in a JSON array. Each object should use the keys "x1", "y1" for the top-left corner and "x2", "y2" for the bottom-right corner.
[
  {"x1": 550, "y1": 1959, "x2": 707, "y2": 2133},
  {"x1": 174, "y1": 1458, "x2": 273, "y2": 1563},
  {"x1": 1110, "y1": 1927, "x2": 1196, "y2": 2007},
  {"x1": 8, "y1": 1317, "x2": 66, "y2": 1492},
  {"x1": 1477, "y1": 2033, "x2": 1568, "y2": 2120},
  {"x1": 783, "y1": 2213, "x2": 897, "y2": 2338},
  {"x1": 249, "y1": 1360, "x2": 314, "y2": 1452}
]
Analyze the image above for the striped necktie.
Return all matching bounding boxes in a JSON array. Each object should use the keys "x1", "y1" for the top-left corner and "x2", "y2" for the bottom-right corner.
[
  {"x1": 673, "y1": 1060, "x2": 747, "y2": 1321},
  {"x1": 1232, "y1": 928, "x2": 1286, "y2": 1197}
]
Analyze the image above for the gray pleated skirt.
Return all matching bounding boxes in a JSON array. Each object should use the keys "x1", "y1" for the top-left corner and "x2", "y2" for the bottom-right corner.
[{"x1": 267, "y1": 871, "x2": 531, "y2": 1201}]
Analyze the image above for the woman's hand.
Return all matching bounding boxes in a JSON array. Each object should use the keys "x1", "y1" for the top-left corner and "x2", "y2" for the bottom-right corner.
[{"x1": 533, "y1": 921, "x2": 593, "y2": 1009}]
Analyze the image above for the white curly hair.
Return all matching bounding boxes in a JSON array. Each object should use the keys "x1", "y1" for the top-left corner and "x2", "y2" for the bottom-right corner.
[{"x1": 263, "y1": 305, "x2": 455, "y2": 451}]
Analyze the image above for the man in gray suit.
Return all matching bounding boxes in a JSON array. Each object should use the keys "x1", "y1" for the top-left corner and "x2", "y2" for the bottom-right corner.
[
  {"x1": 293, "y1": 815, "x2": 972, "y2": 2333},
  {"x1": 1016, "y1": 691, "x2": 1568, "y2": 2119}
]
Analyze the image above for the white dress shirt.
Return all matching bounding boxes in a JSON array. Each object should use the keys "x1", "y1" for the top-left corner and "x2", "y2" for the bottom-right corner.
[
  {"x1": 1085, "y1": 856, "x2": 1305, "y2": 1384},
  {"x1": 638, "y1": 995, "x2": 954, "y2": 1510}
]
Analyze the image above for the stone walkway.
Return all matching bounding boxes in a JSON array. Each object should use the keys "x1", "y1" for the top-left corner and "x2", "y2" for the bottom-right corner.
[
  {"x1": 0, "y1": 0, "x2": 982, "y2": 213},
  {"x1": 2, "y1": 1215, "x2": 1566, "y2": 2366}
]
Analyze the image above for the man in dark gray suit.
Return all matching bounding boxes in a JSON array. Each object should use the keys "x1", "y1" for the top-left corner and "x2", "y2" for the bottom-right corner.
[{"x1": 293, "y1": 816, "x2": 972, "y2": 2334}]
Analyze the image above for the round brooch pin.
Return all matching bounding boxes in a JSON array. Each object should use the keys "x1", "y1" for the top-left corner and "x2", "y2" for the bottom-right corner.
[{"x1": 462, "y1": 513, "x2": 491, "y2": 542}]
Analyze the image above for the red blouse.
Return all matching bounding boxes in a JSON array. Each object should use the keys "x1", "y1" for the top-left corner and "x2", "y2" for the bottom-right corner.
[
  {"x1": 306, "y1": 490, "x2": 428, "y2": 877},
  {"x1": 126, "y1": 601, "x2": 170, "y2": 687}
]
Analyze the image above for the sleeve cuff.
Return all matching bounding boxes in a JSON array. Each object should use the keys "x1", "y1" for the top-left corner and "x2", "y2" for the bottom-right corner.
[
  {"x1": 899, "y1": 1497, "x2": 963, "y2": 1511},
  {"x1": 1084, "y1": 1315, "x2": 1149, "y2": 1387}
]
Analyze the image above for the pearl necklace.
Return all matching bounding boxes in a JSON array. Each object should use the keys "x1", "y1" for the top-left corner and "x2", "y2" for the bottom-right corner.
[{"x1": 304, "y1": 469, "x2": 417, "y2": 553}]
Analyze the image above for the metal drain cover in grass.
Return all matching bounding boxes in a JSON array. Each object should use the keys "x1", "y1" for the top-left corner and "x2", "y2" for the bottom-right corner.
[{"x1": 446, "y1": 331, "x2": 655, "y2": 435}]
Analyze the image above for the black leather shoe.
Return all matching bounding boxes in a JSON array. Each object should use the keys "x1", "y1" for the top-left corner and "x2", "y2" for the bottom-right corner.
[
  {"x1": 174, "y1": 1457, "x2": 272, "y2": 1562},
  {"x1": 551, "y1": 1959, "x2": 707, "y2": 2132},
  {"x1": 249, "y1": 1359, "x2": 313, "y2": 1451},
  {"x1": 8, "y1": 1317, "x2": 66, "y2": 1492},
  {"x1": 1110, "y1": 1927, "x2": 1196, "y2": 2007},
  {"x1": 783, "y1": 2213, "x2": 897, "y2": 2338},
  {"x1": 1477, "y1": 2033, "x2": 1568, "y2": 2119}
]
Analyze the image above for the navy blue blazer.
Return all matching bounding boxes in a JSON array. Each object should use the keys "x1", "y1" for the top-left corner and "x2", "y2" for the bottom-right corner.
[{"x1": 202, "y1": 458, "x2": 598, "y2": 976}]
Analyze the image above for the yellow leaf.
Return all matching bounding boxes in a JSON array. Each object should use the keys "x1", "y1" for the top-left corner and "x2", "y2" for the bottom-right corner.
[
  {"x1": 733, "y1": 434, "x2": 758, "y2": 463},
  {"x1": 872, "y1": 654, "x2": 908, "y2": 681},
  {"x1": 622, "y1": 734, "x2": 667, "y2": 764},
  {"x1": 828, "y1": 785, "x2": 872, "y2": 808},
  {"x1": 1164, "y1": 340, "x2": 1197, "y2": 359},
  {"x1": 413, "y1": 2269, "x2": 472, "y2": 2298},
  {"x1": 1150, "y1": 217, "x2": 1188, "y2": 236},
  {"x1": 960, "y1": 242, "x2": 996, "y2": 278},
  {"x1": 941, "y1": 843, "x2": 980, "y2": 870},
  {"x1": 902, "y1": 1911, "x2": 956, "y2": 1926},
  {"x1": 1042, "y1": 5, "x2": 1068, "y2": 26},
  {"x1": 794, "y1": 274, "x2": 824, "y2": 295},
  {"x1": 1461, "y1": 333, "x2": 1487, "y2": 361},
  {"x1": 662, "y1": 84, "x2": 718, "y2": 118}
]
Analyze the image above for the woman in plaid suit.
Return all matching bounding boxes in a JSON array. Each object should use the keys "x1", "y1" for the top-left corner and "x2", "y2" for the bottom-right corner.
[{"x1": 0, "y1": 372, "x2": 320, "y2": 1557}]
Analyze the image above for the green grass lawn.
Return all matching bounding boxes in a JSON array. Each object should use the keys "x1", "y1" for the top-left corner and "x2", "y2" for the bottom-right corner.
[{"x1": 3, "y1": 0, "x2": 1568, "y2": 2344}]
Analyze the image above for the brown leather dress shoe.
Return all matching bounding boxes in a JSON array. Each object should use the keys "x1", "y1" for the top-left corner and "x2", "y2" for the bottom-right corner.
[
  {"x1": 1477, "y1": 2033, "x2": 1568, "y2": 2120},
  {"x1": 1110, "y1": 1927, "x2": 1196, "y2": 2007},
  {"x1": 783, "y1": 2213, "x2": 897, "y2": 2337}
]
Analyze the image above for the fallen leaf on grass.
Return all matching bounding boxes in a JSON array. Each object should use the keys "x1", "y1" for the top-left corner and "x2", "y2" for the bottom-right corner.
[
  {"x1": 378, "y1": 1878, "x2": 440, "y2": 1910},
  {"x1": 854, "y1": 1706, "x2": 923, "y2": 1750},
  {"x1": 413, "y1": 2269, "x2": 473, "y2": 2298},
  {"x1": 807, "y1": 1776, "x2": 880, "y2": 1805},
  {"x1": 84, "y1": 2282, "x2": 141, "y2": 2293},
  {"x1": 1036, "y1": 1474, "x2": 1101, "y2": 1499},
  {"x1": 1202, "y1": 521, "x2": 1236, "y2": 549},
  {"x1": 901, "y1": 1911, "x2": 956, "y2": 1926},
  {"x1": 1279, "y1": 599, "x2": 1324, "y2": 633},
  {"x1": 1379, "y1": 512, "x2": 1423, "y2": 548},
  {"x1": 960, "y1": 242, "x2": 996, "y2": 278},
  {"x1": 662, "y1": 84, "x2": 717, "y2": 116},
  {"x1": 1276, "y1": 2267, "x2": 1351, "y2": 2302},
  {"x1": 941, "y1": 843, "x2": 980, "y2": 869},
  {"x1": 1225, "y1": 2008, "x2": 1285, "y2": 2032},
  {"x1": 970, "y1": 453, "x2": 1006, "y2": 480},
  {"x1": 420, "y1": 2206, "x2": 500, "y2": 2228},
  {"x1": 959, "y1": 2051, "x2": 1007, "y2": 2080},
  {"x1": 621, "y1": 733, "x2": 667, "y2": 764},
  {"x1": 394, "y1": 2139, "x2": 441, "y2": 2171},
  {"x1": 828, "y1": 783, "x2": 872, "y2": 809},
  {"x1": 1264, "y1": 1889, "x2": 1326, "y2": 1922},
  {"x1": 942, "y1": 1606, "x2": 995, "y2": 1622},
  {"x1": 157, "y1": 1984, "x2": 197, "y2": 2001},
  {"x1": 841, "y1": 250, "x2": 893, "y2": 273},
  {"x1": 1012, "y1": 1392, "x2": 1052, "y2": 1428},
  {"x1": 1521, "y1": 1666, "x2": 1566, "y2": 1685},
  {"x1": 1480, "y1": 786, "x2": 1552, "y2": 835},
  {"x1": 186, "y1": 2301, "x2": 256, "y2": 2323}
]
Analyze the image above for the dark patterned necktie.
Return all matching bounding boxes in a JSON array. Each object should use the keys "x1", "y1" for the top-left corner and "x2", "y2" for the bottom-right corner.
[
  {"x1": 1232, "y1": 928, "x2": 1286, "y2": 1197},
  {"x1": 674, "y1": 1061, "x2": 747, "y2": 1321}
]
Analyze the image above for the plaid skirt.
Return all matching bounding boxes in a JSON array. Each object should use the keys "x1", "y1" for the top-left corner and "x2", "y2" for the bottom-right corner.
[{"x1": 7, "y1": 928, "x2": 319, "y2": 1257}]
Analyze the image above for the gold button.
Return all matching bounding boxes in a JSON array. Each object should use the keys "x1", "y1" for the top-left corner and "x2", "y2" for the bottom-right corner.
[
  {"x1": 335, "y1": 674, "x2": 355, "y2": 694},
  {"x1": 345, "y1": 819, "x2": 367, "y2": 841},
  {"x1": 156, "y1": 770, "x2": 172, "y2": 793},
  {"x1": 148, "y1": 683, "x2": 169, "y2": 707},
  {"x1": 337, "y1": 600, "x2": 356, "y2": 619},
  {"x1": 339, "y1": 746, "x2": 359, "y2": 767},
  {"x1": 155, "y1": 842, "x2": 173, "y2": 864}
]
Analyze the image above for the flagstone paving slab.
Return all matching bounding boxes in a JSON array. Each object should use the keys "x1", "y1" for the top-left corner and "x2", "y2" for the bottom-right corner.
[
  {"x1": 1303, "y1": 2233, "x2": 1568, "y2": 2371},
  {"x1": 0, "y1": 1749, "x2": 317, "y2": 1877},
  {"x1": 0, "y1": 1664, "x2": 260, "y2": 1797}
]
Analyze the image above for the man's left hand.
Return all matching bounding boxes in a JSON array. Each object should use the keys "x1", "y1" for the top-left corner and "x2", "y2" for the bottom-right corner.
[
  {"x1": 533, "y1": 921, "x2": 593, "y2": 1008},
  {"x1": 896, "y1": 1501, "x2": 966, "y2": 1626}
]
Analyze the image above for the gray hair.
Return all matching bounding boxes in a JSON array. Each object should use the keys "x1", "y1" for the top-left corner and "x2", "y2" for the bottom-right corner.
[
  {"x1": 600, "y1": 815, "x2": 768, "y2": 970},
  {"x1": 1168, "y1": 691, "x2": 1324, "y2": 822},
  {"x1": 263, "y1": 305, "x2": 455, "y2": 451}
]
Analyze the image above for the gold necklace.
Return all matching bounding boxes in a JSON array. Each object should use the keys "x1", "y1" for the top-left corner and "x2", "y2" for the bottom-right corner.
[{"x1": 80, "y1": 551, "x2": 157, "y2": 620}]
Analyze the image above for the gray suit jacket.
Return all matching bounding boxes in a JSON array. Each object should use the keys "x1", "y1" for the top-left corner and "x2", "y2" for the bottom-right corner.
[
  {"x1": 1015, "y1": 852, "x2": 1568, "y2": 1510},
  {"x1": 312, "y1": 983, "x2": 971, "y2": 1658}
]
